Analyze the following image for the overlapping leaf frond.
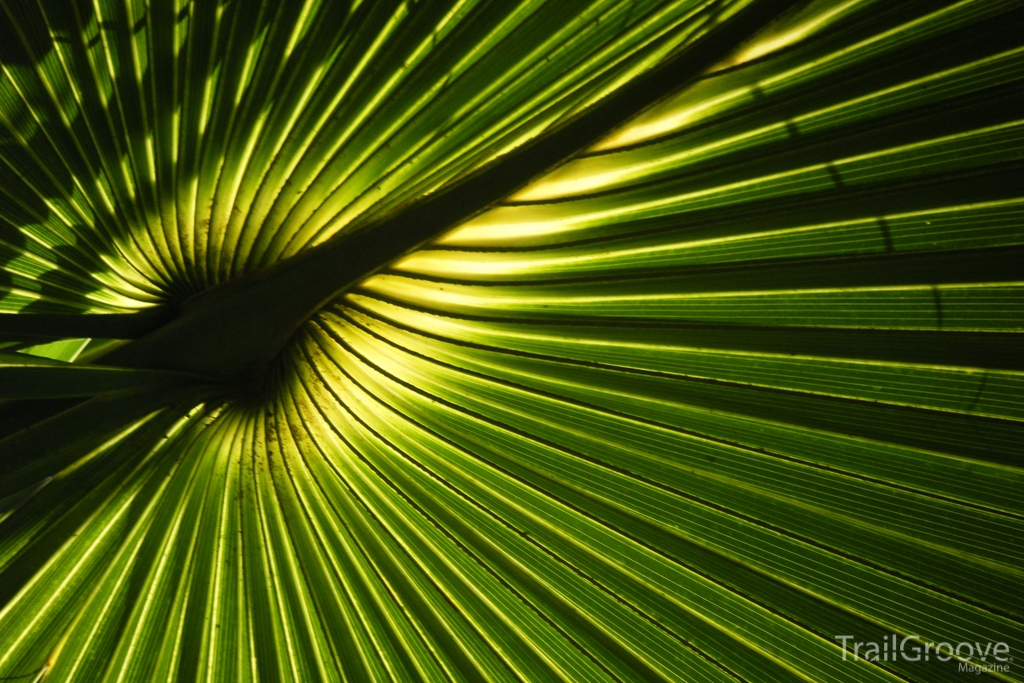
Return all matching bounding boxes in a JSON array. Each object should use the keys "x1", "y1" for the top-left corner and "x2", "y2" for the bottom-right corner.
[
  {"x1": 0, "y1": 0, "x2": 1021, "y2": 681},
  {"x1": 0, "y1": 0, "x2": 729, "y2": 311}
]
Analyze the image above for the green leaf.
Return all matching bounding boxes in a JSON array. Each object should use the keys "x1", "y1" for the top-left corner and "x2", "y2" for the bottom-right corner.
[
  {"x1": 0, "y1": 0, "x2": 1022, "y2": 682},
  {"x1": 0, "y1": 352, "x2": 199, "y2": 399},
  {"x1": 16, "y1": 338, "x2": 89, "y2": 362}
]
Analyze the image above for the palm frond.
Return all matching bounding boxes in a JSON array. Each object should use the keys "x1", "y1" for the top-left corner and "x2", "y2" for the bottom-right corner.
[{"x1": 0, "y1": 0, "x2": 1021, "y2": 681}]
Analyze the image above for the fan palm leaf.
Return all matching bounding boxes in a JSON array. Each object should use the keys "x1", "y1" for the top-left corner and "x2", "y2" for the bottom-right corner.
[{"x1": 0, "y1": 0, "x2": 1020, "y2": 681}]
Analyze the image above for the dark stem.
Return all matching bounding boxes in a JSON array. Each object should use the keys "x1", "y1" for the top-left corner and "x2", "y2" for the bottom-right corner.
[
  {"x1": 0, "y1": 309, "x2": 172, "y2": 342},
  {"x1": 105, "y1": 0, "x2": 802, "y2": 381}
]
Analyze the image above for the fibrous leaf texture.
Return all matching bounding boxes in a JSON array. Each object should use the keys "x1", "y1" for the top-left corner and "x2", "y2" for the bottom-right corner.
[{"x1": 0, "y1": 0, "x2": 1021, "y2": 681}]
